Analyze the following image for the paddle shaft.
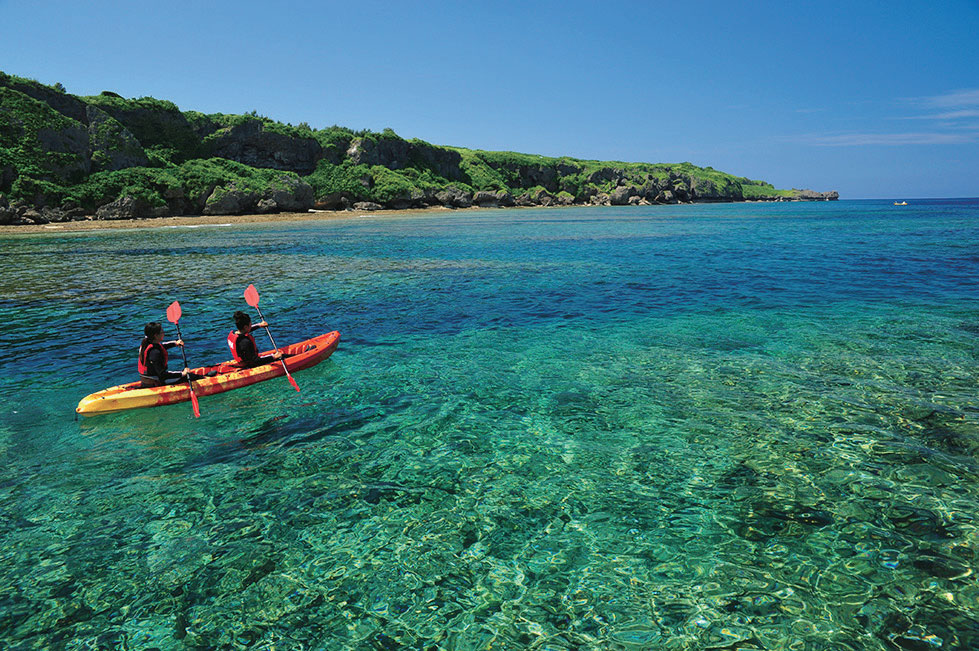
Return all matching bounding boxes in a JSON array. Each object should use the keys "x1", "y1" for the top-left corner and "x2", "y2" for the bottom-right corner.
[
  {"x1": 172, "y1": 322, "x2": 201, "y2": 417},
  {"x1": 253, "y1": 304, "x2": 300, "y2": 391},
  {"x1": 173, "y1": 323, "x2": 190, "y2": 368}
]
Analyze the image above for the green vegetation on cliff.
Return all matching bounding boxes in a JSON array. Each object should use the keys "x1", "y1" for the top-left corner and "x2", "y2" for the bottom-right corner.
[{"x1": 0, "y1": 70, "x2": 836, "y2": 223}]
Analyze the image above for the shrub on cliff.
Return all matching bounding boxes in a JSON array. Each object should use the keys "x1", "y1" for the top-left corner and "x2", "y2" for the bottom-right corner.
[
  {"x1": 394, "y1": 165, "x2": 464, "y2": 193},
  {"x1": 177, "y1": 158, "x2": 303, "y2": 205},
  {"x1": 59, "y1": 158, "x2": 306, "y2": 213},
  {"x1": 455, "y1": 150, "x2": 508, "y2": 191},
  {"x1": 9, "y1": 175, "x2": 69, "y2": 207},
  {"x1": 68, "y1": 167, "x2": 177, "y2": 210},
  {"x1": 82, "y1": 94, "x2": 202, "y2": 162},
  {"x1": 0, "y1": 87, "x2": 90, "y2": 184},
  {"x1": 203, "y1": 112, "x2": 314, "y2": 140},
  {"x1": 742, "y1": 180, "x2": 793, "y2": 199},
  {"x1": 305, "y1": 159, "x2": 372, "y2": 202},
  {"x1": 370, "y1": 166, "x2": 419, "y2": 203}
]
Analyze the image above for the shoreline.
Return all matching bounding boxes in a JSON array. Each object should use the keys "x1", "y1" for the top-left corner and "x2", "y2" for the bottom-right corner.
[
  {"x1": 0, "y1": 199, "x2": 836, "y2": 235},
  {"x1": 0, "y1": 206, "x2": 477, "y2": 235},
  {"x1": 5, "y1": 203, "x2": 711, "y2": 235},
  {"x1": 0, "y1": 202, "x2": 704, "y2": 235}
]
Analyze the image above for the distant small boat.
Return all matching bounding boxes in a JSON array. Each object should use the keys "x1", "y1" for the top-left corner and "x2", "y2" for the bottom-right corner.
[{"x1": 894, "y1": 201, "x2": 908, "y2": 206}]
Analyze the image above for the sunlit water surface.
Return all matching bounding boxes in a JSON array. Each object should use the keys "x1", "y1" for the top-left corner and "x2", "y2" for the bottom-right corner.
[{"x1": 1, "y1": 200, "x2": 978, "y2": 649}]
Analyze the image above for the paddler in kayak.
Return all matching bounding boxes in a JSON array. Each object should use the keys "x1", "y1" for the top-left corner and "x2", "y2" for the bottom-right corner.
[
  {"x1": 138, "y1": 321, "x2": 198, "y2": 387},
  {"x1": 228, "y1": 310, "x2": 284, "y2": 368}
]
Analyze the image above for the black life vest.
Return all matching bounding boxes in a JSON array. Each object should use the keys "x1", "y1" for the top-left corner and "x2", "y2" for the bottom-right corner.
[
  {"x1": 137, "y1": 339, "x2": 168, "y2": 377},
  {"x1": 227, "y1": 329, "x2": 256, "y2": 363}
]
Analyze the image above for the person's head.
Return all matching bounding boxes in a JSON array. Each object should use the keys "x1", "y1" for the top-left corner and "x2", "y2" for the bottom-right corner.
[
  {"x1": 144, "y1": 321, "x2": 163, "y2": 343},
  {"x1": 234, "y1": 310, "x2": 252, "y2": 332}
]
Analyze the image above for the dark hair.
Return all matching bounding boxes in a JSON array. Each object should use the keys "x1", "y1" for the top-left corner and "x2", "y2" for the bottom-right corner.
[
  {"x1": 234, "y1": 310, "x2": 251, "y2": 331},
  {"x1": 144, "y1": 321, "x2": 163, "y2": 338}
]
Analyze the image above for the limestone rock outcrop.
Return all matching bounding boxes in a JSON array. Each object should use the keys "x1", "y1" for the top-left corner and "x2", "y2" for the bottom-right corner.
[
  {"x1": 472, "y1": 190, "x2": 515, "y2": 207},
  {"x1": 206, "y1": 120, "x2": 322, "y2": 174},
  {"x1": 610, "y1": 186, "x2": 637, "y2": 205},
  {"x1": 786, "y1": 189, "x2": 839, "y2": 201},
  {"x1": 35, "y1": 122, "x2": 91, "y2": 181},
  {"x1": 0, "y1": 194, "x2": 13, "y2": 224},
  {"x1": 203, "y1": 186, "x2": 259, "y2": 216},
  {"x1": 346, "y1": 136, "x2": 468, "y2": 182},
  {"x1": 96, "y1": 195, "x2": 154, "y2": 220},
  {"x1": 435, "y1": 186, "x2": 473, "y2": 208},
  {"x1": 256, "y1": 178, "x2": 314, "y2": 213},
  {"x1": 86, "y1": 106, "x2": 149, "y2": 171}
]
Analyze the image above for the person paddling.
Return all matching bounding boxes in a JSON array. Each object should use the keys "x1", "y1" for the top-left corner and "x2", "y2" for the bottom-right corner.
[
  {"x1": 228, "y1": 310, "x2": 283, "y2": 368},
  {"x1": 138, "y1": 322, "x2": 193, "y2": 387}
]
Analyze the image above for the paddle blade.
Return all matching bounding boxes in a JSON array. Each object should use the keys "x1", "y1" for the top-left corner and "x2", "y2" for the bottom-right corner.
[
  {"x1": 190, "y1": 389, "x2": 201, "y2": 418},
  {"x1": 244, "y1": 284, "x2": 259, "y2": 308},
  {"x1": 287, "y1": 373, "x2": 300, "y2": 392},
  {"x1": 166, "y1": 300, "x2": 182, "y2": 324}
]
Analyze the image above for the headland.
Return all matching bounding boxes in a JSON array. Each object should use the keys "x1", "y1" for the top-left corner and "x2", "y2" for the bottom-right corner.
[{"x1": 0, "y1": 71, "x2": 838, "y2": 228}]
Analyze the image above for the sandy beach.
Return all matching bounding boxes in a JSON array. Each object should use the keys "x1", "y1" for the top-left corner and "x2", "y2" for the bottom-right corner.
[{"x1": 0, "y1": 206, "x2": 469, "y2": 235}]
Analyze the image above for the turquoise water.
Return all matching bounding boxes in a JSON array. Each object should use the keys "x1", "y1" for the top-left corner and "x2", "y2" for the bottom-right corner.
[{"x1": 1, "y1": 199, "x2": 978, "y2": 649}]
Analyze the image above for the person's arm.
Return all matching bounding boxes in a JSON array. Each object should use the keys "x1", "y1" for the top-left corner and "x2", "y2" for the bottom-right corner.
[{"x1": 248, "y1": 324, "x2": 285, "y2": 361}]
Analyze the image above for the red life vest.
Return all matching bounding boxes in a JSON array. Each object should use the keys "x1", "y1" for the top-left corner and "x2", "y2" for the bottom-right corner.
[
  {"x1": 227, "y1": 329, "x2": 257, "y2": 363},
  {"x1": 137, "y1": 340, "x2": 168, "y2": 376}
]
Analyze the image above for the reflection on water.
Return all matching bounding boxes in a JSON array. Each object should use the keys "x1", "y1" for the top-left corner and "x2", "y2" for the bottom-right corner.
[{"x1": 1, "y1": 200, "x2": 979, "y2": 648}]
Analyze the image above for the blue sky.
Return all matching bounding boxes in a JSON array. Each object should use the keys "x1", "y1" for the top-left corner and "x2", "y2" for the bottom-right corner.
[{"x1": 2, "y1": 0, "x2": 977, "y2": 198}]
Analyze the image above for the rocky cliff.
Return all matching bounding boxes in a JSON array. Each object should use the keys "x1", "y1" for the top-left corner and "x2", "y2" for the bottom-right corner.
[{"x1": 0, "y1": 71, "x2": 837, "y2": 225}]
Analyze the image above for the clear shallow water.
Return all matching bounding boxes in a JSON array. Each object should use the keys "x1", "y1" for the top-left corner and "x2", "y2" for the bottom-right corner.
[{"x1": 1, "y1": 199, "x2": 978, "y2": 649}]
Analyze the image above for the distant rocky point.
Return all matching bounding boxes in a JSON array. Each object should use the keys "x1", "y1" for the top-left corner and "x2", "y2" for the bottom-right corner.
[{"x1": 0, "y1": 71, "x2": 837, "y2": 226}]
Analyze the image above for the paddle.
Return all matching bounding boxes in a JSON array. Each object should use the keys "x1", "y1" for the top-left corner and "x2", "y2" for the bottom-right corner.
[
  {"x1": 244, "y1": 284, "x2": 300, "y2": 392},
  {"x1": 166, "y1": 300, "x2": 201, "y2": 418}
]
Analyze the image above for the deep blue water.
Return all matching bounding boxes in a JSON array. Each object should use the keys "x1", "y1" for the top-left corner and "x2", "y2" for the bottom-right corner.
[{"x1": 1, "y1": 199, "x2": 978, "y2": 649}]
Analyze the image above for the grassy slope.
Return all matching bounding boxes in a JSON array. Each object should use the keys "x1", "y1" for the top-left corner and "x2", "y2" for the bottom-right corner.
[{"x1": 0, "y1": 71, "x2": 796, "y2": 212}]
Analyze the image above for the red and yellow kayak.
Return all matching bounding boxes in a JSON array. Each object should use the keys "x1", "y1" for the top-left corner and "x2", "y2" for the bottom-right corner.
[{"x1": 76, "y1": 331, "x2": 340, "y2": 416}]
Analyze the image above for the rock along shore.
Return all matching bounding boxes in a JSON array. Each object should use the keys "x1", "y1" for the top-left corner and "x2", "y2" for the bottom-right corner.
[{"x1": 0, "y1": 188, "x2": 839, "y2": 228}]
